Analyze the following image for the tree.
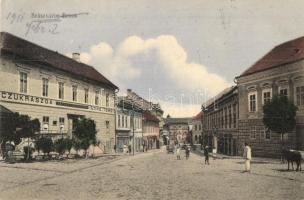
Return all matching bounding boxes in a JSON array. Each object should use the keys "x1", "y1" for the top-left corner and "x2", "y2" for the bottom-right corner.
[
  {"x1": 73, "y1": 118, "x2": 97, "y2": 158},
  {"x1": 263, "y1": 95, "x2": 298, "y2": 157},
  {"x1": 64, "y1": 138, "x2": 73, "y2": 156},
  {"x1": 0, "y1": 112, "x2": 40, "y2": 160},
  {"x1": 35, "y1": 137, "x2": 54, "y2": 159},
  {"x1": 54, "y1": 139, "x2": 66, "y2": 157}
]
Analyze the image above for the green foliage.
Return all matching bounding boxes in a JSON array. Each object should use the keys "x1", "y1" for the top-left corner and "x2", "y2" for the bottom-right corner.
[
  {"x1": 54, "y1": 139, "x2": 66, "y2": 155},
  {"x1": 35, "y1": 137, "x2": 54, "y2": 156},
  {"x1": 73, "y1": 118, "x2": 97, "y2": 151},
  {"x1": 64, "y1": 138, "x2": 73, "y2": 154},
  {"x1": 1, "y1": 112, "x2": 40, "y2": 145},
  {"x1": 263, "y1": 95, "x2": 298, "y2": 135}
]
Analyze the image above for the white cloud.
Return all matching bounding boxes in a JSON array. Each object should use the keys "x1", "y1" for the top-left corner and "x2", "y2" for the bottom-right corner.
[{"x1": 67, "y1": 35, "x2": 231, "y2": 117}]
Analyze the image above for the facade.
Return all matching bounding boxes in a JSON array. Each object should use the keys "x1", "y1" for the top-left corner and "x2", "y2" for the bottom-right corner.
[
  {"x1": 202, "y1": 86, "x2": 239, "y2": 155},
  {"x1": 164, "y1": 117, "x2": 192, "y2": 145},
  {"x1": 0, "y1": 32, "x2": 118, "y2": 153},
  {"x1": 143, "y1": 111, "x2": 160, "y2": 150},
  {"x1": 236, "y1": 36, "x2": 304, "y2": 157},
  {"x1": 116, "y1": 97, "x2": 143, "y2": 153},
  {"x1": 192, "y1": 111, "x2": 203, "y2": 144},
  {"x1": 125, "y1": 89, "x2": 163, "y2": 149}
]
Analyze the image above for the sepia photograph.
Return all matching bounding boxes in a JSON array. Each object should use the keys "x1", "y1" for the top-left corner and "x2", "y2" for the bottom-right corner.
[{"x1": 0, "y1": 0, "x2": 303, "y2": 199}]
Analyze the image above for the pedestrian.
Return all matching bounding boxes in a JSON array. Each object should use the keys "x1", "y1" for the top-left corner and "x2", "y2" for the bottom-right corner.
[
  {"x1": 212, "y1": 147, "x2": 217, "y2": 160},
  {"x1": 185, "y1": 146, "x2": 190, "y2": 160},
  {"x1": 243, "y1": 142, "x2": 252, "y2": 172},
  {"x1": 128, "y1": 144, "x2": 131, "y2": 155},
  {"x1": 176, "y1": 146, "x2": 181, "y2": 160},
  {"x1": 204, "y1": 145, "x2": 209, "y2": 165}
]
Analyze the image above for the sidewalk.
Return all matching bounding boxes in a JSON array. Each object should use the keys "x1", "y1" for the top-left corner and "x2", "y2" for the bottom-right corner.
[{"x1": 193, "y1": 148, "x2": 281, "y2": 164}]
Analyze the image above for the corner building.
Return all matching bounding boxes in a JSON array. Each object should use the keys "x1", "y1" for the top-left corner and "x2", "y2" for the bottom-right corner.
[
  {"x1": 236, "y1": 36, "x2": 304, "y2": 157},
  {"x1": 0, "y1": 32, "x2": 118, "y2": 153}
]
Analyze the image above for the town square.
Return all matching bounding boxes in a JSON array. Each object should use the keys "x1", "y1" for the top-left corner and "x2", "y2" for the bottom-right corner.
[{"x1": 0, "y1": 0, "x2": 304, "y2": 199}]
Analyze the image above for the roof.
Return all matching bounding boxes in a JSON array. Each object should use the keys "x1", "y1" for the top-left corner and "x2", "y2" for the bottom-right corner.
[
  {"x1": 165, "y1": 117, "x2": 192, "y2": 125},
  {"x1": 203, "y1": 86, "x2": 236, "y2": 108},
  {"x1": 193, "y1": 111, "x2": 203, "y2": 121},
  {"x1": 239, "y1": 36, "x2": 304, "y2": 77},
  {"x1": 0, "y1": 32, "x2": 118, "y2": 89},
  {"x1": 143, "y1": 111, "x2": 160, "y2": 123}
]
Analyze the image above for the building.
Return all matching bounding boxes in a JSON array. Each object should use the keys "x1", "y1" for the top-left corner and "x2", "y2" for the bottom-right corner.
[
  {"x1": 124, "y1": 89, "x2": 163, "y2": 149},
  {"x1": 236, "y1": 36, "x2": 304, "y2": 157},
  {"x1": 192, "y1": 111, "x2": 203, "y2": 144},
  {"x1": 202, "y1": 86, "x2": 239, "y2": 155},
  {"x1": 115, "y1": 97, "x2": 143, "y2": 153},
  {"x1": 0, "y1": 32, "x2": 118, "y2": 153},
  {"x1": 164, "y1": 117, "x2": 192, "y2": 145},
  {"x1": 143, "y1": 111, "x2": 160, "y2": 150}
]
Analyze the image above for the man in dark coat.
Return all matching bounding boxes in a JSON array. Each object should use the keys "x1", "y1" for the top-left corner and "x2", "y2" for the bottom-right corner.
[{"x1": 204, "y1": 146, "x2": 209, "y2": 165}]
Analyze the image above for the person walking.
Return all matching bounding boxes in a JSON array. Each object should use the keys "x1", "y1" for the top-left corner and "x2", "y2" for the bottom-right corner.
[
  {"x1": 176, "y1": 146, "x2": 181, "y2": 160},
  {"x1": 185, "y1": 146, "x2": 190, "y2": 160},
  {"x1": 243, "y1": 142, "x2": 252, "y2": 172},
  {"x1": 204, "y1": 145, "x2": 209, "y2": 165}
]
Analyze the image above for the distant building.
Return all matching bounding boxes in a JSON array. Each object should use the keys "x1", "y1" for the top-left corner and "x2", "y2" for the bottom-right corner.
[
  {"x1": 164, "y1": 117, "x2": 192, "y2": 145},
  {"x1": 0, "y1": 32, "x2": 118, "y2": 153},
  {"x1": 115, "y1": 97, "x2": 143, "y2": 153},
  {"x1": 143, "y1": 111, "x2": 160, "y2": 150},
  {"x1": 124, "y1": 89, "x2": 163, "y2": 149},
  {"x1": 236, "y1": 36, "x2": 304, "y2": 157},
  {"x1": 202, "y1": 86, "x2": 239, "y2": 155},
  {"x1": 192, "y1": 111, "x2": 203, "y2": 144}
]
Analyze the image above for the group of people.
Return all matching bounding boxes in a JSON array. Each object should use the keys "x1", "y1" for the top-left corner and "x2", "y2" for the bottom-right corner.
[
  {"x1": 174, "y1": 142, "x2": 252, "y2": 173},
  {"x1": 175, "y1": 145, "x2": 191, "y2": 160}
]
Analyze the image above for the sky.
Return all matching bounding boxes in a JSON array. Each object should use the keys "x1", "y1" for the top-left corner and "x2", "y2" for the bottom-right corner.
[{"x1": 1, "y1": 0, "x2": 304, "y2": 117}]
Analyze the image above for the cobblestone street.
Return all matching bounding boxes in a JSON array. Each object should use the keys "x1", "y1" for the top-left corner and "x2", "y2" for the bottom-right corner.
[{"x1": 0, "y1": 150, "x2": 303, "y2": 200}]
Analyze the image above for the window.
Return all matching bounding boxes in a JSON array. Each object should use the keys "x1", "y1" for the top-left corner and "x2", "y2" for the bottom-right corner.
[
  {"x1": 43, "y1": 116, "x2": 49, "y2": 124},
  {"x1": 122, "y1": 115, "x2": 125, "y2": 127},
  {"x1": 279, "y1": 88, "x2": 288, "y2": 98},
  {"x1": 265, "y1": 128, "x2": 271, "y2": 140},
  {"x1": 106, "y1": 121, "x2": 110, "y2": 129},
  {"x1": 262, "y1": 88, "x2": 272, "y2": 105},
  {"x1": 233, "y1": 104, "x2": 237, "y2": 128},
  {"x1": 84, "y1": 88, "x2": 89, "y2": 104},
  {"x1": 250, "y1": 126, "x2": 256, "y2": 139},
  {"x1": 106, "y1": 93, "x2": 109, "y2": 107},
  {"x1": 228, "y1": 105, "x2": 232, "y2": 129},
  {"x1": 195, "y1": 125, "x2": 197, "y2": 131},
  {"x1": 125, "y1": 116, "x2": 128, "y2": 128},
  {"x1": 296, "y1": 86, "x2": 304, "y2": 106},
  {"x1": 42, "y1": 78, "x2": 48, "y2": 97},
  {"x1": 58, "y1": 82, "x2": 64, "y2": 99},
  {"x1": 248, "y1": 92, "x2": 257, "y2": 112},
  {"x1": 59, "y1": 117, "x2": 65, "y2": 124},
  {"x1": 72, "y1": 85, "x2": 77, "y2": 101},
  {"x1": 118, "y1": 115, "x2": 121, "y2": 127},
  {"x1": 95, "y1": 90, "x2": 99, "y2": 105},
  {"x1": 20, "y1": 72, "x2": 27, "y2": 93}
]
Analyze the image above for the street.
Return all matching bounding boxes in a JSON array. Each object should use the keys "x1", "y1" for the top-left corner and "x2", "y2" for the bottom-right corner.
[{"x1": 0, "y1": 150, "x2": 303, "y2": 200}]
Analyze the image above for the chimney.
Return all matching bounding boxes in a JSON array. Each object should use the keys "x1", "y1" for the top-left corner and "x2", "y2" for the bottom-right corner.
[
  {"x1": 127, "y1": 89, "x2": 132, "y2": 95},
  {"x1": 72, "y1": 53, "x2": 80, "y2": 62}
]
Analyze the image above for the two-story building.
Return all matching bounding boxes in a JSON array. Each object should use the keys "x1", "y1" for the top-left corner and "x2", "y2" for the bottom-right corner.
[
  {"x1": 192, "y1": 111, "x2": 203, "y2": 145},
  {"x1": 236, "y1": 36, "x2": 304, "y2": 157},
  {"x1": 116, "y1": 97, "x2": 143, "y2": 153},
  {"x1": 143, "y1": 111, "x2": 160, "y2": 150},
  {"x1": 202, "y1": 86, "x2": 239, "y2": 155},
  {"x1": 0, "y1": 32, "x2": 118, "y2": 153}
]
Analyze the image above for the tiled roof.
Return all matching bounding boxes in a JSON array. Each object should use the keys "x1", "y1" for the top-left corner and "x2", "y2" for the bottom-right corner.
[
  {"x1": 193, "y1": 111, "x2": 203, "y2": 121},
  {"x1": 203, "y1": 86, "x2": 236, "y2": 108},
  {"x1": 143, "y1": 111, "x2": 160, "y2": 123},
  {"x1": 239, "y1": 36, "x2": 304, "y2": 77},
  {"x1": 165, "y1": 117, "x2": 192, "y2": 124},
  {"x1": 0, "y1": 32, "x2": 118, "y2": 89}
]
